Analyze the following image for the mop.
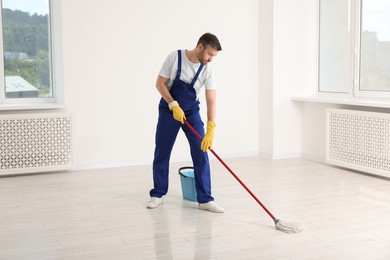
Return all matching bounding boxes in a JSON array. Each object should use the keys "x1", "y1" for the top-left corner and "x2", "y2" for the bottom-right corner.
[{"x1": 184, "y1": 120, "x2": 304, "y2": 234}]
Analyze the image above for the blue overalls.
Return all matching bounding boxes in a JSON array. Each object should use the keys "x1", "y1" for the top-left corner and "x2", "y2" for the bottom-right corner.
[{"x1": 150, "y1": 50, "x2": 214, "y2": 203}]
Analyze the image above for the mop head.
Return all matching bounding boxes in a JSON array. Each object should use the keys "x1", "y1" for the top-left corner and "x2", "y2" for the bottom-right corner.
[{"x1": 274, "y1": 218, "x2": 304, "y2": 234}]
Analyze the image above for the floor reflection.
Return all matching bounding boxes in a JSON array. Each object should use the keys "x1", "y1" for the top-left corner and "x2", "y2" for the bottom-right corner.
[
  {"x1": 193, "y1": 212, "x2": 213, "y2": 260},
  {"x1": 150, "y1": 208, "x2": 173, "y2": 260}
]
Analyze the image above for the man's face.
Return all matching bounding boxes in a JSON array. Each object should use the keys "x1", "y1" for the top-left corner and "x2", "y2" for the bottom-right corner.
[{"x1": 197, "y1": 45, "x2": 218, "y2": 65}]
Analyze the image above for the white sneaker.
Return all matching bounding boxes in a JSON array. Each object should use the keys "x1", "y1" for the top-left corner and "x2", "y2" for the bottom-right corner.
[
  {"x1": 146, "y1": 197, "x2": 163, "y2": 209},
  {"x1": 198, "y1": 201, "x2": 224, "y2": 213}
]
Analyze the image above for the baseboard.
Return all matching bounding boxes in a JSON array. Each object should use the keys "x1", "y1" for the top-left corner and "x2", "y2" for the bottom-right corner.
[{"x1": 259, "y1": 152, "x2": 303, "y2": 160}]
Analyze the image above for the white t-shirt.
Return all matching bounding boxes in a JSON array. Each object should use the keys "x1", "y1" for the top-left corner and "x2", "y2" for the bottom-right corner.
[{"x1": 159, "y1": 50, "x2": 216, "y2": 99}]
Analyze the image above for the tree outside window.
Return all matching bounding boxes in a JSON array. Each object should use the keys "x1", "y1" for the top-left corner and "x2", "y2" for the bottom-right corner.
[{"x1": 2, "y1": 0, "x2": 52, "y2": 99}]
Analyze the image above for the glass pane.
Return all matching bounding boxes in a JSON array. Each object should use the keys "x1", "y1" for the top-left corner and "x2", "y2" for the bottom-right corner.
[
  {"x1": 2, "y1": 0, "x2": 52, "y2": 99},
  {"x1": 319, "y1": 0, "x2": 351, "y2": 93},
  {"x1": 360, "y1": 0, "x2": 390, "y2": 92}
]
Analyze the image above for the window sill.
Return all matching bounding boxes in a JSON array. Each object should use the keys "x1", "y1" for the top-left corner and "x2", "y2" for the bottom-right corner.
[
  {"x1": 291, "y1": 95, "x2": 390, "y2": 109},
  {"x1": 0, "y1": 103, "x2": 66, "y2": 111}
]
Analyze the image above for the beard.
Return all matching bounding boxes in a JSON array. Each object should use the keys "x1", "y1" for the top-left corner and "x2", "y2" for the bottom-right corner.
[
  {"x1": 196, "y1": 52, "x2": 209, "y2": 65},
  {"x1": 199, "y1": 57, "x2": 209, "y2": 65}
]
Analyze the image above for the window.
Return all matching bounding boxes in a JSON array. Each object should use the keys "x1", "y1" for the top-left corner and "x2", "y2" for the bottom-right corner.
[
  {"x1": 360, "y1": 0, "x2": 390, "y2": 93},
  {"x1": 318, "y1": 0, "x2": 390, "y2": 98},
  {"x1": 0, "y1": 0, "x2": 62, "y2": 106}
]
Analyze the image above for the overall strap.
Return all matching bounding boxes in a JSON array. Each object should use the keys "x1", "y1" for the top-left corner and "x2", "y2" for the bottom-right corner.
[
  {"x1": 175, "y1": 50, "x2": 182, "y2": 80},
  {"x1": 190, "y1": 64, "x2": 204, "y2": 86}
]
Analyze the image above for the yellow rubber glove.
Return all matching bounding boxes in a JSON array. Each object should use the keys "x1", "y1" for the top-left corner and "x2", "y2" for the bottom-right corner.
[
  {"x1": 201, "y1": 121, "x2": 216, "y2": 152},
  {"x1": 169, "y1": 101, "x2": 186, "y2": 124}
]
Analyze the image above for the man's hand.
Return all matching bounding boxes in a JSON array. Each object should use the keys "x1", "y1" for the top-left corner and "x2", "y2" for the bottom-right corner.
[
  {"x1": 169, "y1": 101, "x2": 186, "y2": 124},
  {"x1": 201, "y1": 121, "x2": 216, "y2": 152}
]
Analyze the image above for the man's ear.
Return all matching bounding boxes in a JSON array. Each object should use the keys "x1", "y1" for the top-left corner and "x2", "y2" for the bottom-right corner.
[{"x1": 196, "y1": 43, "x2": 204, "y2": 51}]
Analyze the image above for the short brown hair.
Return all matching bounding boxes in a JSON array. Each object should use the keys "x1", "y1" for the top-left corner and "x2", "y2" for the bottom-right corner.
[{"x1": 197, "y1": 33, "x2": 222, "y2": 51}]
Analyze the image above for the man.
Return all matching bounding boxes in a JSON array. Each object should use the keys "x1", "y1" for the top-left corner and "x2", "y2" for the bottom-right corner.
[{"x1": 147, "y1": 33, "x2": 224, "y2": 213}]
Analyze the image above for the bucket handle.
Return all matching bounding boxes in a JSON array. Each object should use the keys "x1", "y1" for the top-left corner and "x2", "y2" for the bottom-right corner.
[{"x1": 178, "y1": 166, "x2": 194, "y2": 178}]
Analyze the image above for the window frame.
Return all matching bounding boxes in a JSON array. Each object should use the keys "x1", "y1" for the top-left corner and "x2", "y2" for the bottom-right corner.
[{"x1": 0, "y1": 0, "x2": 64, "y2": 109}]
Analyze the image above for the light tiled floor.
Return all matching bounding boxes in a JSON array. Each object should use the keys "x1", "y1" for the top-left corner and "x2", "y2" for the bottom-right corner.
[{"x1": 1, "y1": 156, "x2": 390, "y2": 259}]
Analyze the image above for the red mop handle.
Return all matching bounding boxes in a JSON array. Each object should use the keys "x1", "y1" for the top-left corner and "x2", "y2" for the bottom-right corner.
[{"x1": 184, "y1": 120, "x2": 276, "y2": 221}]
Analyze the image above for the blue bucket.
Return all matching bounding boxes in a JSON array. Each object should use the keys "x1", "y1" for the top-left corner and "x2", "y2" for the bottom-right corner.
[{"x1": 178, "y1": 167, "x2": 197, "y2": 202}]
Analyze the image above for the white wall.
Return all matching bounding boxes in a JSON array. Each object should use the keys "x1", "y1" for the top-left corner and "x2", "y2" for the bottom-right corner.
[
  {"x1": 60, "y1": 0, "x2": 339, "y2": 169},
  {"x1": 60, "y1": 0, "x2": 260, "y2": 169},
  {"x1": 259, "y1": 0, "x2": 274, "y2": 157},
  {"x1": 259, "y1": 0, "x2": 318, "y2": 159},
  {"x1": 301, "y1": 102, "x2": 340, "y2": 162}
]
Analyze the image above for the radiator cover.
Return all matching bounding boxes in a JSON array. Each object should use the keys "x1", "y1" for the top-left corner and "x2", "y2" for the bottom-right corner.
[
  {"x1": 0, "y1": 113, "x2": 72, "y2": 175},
  {"x1": 326, "y1": 108, "x2": 390, "y2": 178}
]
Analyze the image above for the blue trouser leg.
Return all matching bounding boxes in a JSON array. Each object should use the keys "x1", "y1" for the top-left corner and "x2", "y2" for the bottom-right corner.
[
  {"x1": 183, "y1": 112, "x2": 214, "y2": 203},
  {"x1": 150, "y1": 107, "x2": 181, "y2": 198}
]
